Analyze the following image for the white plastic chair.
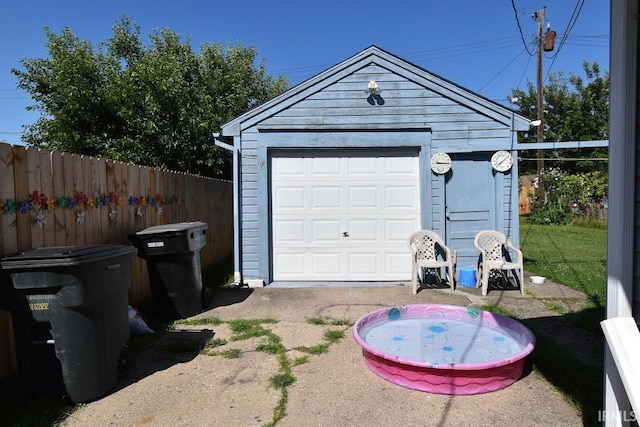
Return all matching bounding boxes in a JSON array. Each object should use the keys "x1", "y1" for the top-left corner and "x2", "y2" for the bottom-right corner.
[
  {"x1": 407, "y1": 231, "x2": 454, "y2": 294},
  {"x1": 474, "y1": 230, "x2": 524, "y2": 296}
]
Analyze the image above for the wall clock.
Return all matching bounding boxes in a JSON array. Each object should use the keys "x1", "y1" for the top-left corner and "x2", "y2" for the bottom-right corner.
[
  {"x1": 430, "y1": 152, "x2": 452, "y2": 174},
  {"x1": 491, "y1": 150, "x2": 513, "y2": 172}
]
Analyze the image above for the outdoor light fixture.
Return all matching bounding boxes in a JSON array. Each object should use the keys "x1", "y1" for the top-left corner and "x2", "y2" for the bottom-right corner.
[
  {"x1": 529, "y1": 119, "x2": 542, "y2": 127},
  {"x1": 366, "y1": 80, "x2": 381, "y2": 96}
]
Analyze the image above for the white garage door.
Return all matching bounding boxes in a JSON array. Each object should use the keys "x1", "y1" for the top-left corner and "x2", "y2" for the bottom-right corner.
[{"x1": 271, "y1": 152, "x2": 420, "y2": 281}]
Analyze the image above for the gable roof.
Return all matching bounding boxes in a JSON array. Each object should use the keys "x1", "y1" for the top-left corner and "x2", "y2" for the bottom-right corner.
[{"x1": 221, "y1": 45, "x2": 530, "y2": 136}]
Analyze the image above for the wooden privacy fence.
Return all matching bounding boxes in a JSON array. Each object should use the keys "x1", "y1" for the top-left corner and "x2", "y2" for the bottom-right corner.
[{"x1": 0, "y1": 142, "x2": 233, "y2": 380}]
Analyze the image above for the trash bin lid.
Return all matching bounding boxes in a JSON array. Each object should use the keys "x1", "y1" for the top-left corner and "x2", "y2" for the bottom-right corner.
[
  {"x1": 134, "y1": 221, "x2": 208, "y2": 236},
  {"x1": 0, "y1": 245, "x2": 138, "y2": 269}
]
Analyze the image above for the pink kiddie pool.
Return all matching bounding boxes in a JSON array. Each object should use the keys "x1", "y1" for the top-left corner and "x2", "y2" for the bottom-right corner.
[{"x1": 353, "y1": 304, "x2": 535, "y2": 395}]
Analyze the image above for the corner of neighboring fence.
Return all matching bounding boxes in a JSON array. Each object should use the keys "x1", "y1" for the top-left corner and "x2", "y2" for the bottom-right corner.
[{"x1": 0, "y1": 141, "x2": 233, "y2": 379}]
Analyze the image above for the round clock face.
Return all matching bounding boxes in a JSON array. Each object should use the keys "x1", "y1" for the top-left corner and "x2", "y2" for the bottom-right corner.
[
  {"x1": 430, "y1": 152, "x2": 452, "y2": 174},
  {"x1": 491, "y1": 150, "x2": 513, "y2": 172}
]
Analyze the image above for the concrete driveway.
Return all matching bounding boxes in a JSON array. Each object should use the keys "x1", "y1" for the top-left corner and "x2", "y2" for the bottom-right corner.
[{"x1": 61, "y1": 277, "x2": 600, "y2": 426}]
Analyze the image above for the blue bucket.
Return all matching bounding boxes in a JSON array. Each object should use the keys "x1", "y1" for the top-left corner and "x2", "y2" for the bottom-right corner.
[{"x1": 458, "y1": 267, "x2": 477, "y2": 288}]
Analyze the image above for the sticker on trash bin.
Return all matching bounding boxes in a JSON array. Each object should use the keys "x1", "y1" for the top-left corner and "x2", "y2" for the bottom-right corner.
[
  {"x1": 147, "y1": 241, "x2": 165, "y2": 248},
  {"x1": 27, "y1": 294, "x2": 54, "y2": 310}
]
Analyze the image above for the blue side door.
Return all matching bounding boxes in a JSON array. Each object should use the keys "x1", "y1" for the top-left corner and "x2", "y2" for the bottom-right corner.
[{"x1": 445, "y1": 153, "x2": 495, "y2": 271}]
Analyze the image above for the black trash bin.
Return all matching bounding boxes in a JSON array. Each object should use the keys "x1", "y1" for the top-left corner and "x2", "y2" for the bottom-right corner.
[
  {"x1": 131, "y1": 221, "x2": 208, "y2": 319},
  {"x1": 0, "y1": 245, "x2": 137, "y2": 403}
]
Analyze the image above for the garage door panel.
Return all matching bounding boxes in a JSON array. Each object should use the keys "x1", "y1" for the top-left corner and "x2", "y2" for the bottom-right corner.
[
  {"x1": 386, "y1": 252, "x2": 413, "y2": 274},
  {"x1": 274, "y1": 187, "x2": 306, "y2": 209},
  {"x1": 348, "y1": 252, "x2": 379, "y2": 274},
  {"x1": 386, "y1": 186, "x2": 419, "y2": 209},
  {"x1": 347, "y1": 220, "x2": 378, "y2": 241},
  {"x1": 273, "y1": 157, "x2": 305, "y2": 177},
  {"x1": 312, "y1": 186, "x2": 342, "y2": 208},
  {"x1": 312, "y1": 220, "x2": 342, "y2": 241},
  {"x1": 387, "y1": 156, "x2": 419, "y2": 174},
  {"x1": 348, "y1": 157, "x2": 378, "y2": 175},
  {"x1": 312, "y1": 157, "x2": 341, "y2": 175},
  {"x1": 349, "y1": 186, "x2": 378, "y2": 209},
  {"x1": 386, "y1": 219, "x2": 419, "y2": 242},
  {"x1": 274, "y1": 253, "x2": 306, "y2": 277},
  {"x1": 272, "y1": 153, "x2": 419, "y2": 281},
  {"x1": 312, "y1": 252, "x2": 342, "y2": 275},
  {"x1": 275, "y1": 220, "x2": 305, "y2": 242}
]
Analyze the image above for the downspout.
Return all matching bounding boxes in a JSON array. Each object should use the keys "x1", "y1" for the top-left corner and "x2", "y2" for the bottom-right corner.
[
  {"x1": 510, "y1": 111, "x2": 520, "y2": 247},
  {"x1": 214, "y1": 133, "x2": 242, "y2": 287}
]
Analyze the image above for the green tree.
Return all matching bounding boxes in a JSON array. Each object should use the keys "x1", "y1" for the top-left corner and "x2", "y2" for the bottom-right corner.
[
  {"x1": 12, "y1": 16, "x2": 289, "y2": 178},
  {"x1": 509, "y1": 61, "x2": 609, "y2": 175}
]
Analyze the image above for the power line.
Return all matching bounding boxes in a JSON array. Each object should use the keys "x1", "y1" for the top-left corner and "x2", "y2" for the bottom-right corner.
[
  {"x1": 548, "y1": 0, "x2": 586, "y2": 60},
  {"x1": 400, "y1": 37, "x2": 522, "y2": 60},
  {"x1": 275, "y1": 30, "x2": 606, "y2": 84},
  {"x1": 511, "y1": 0, "x2": 536, "y2": 56},
  {"x1": 477, "y1": 47, "x2": 529, "y2": 93},
  {"x1": 271, "y1": 37, "x2": 527, "y2": 82},
  {"x1": 515, "y1": 51, "x2": 534, "y2": 92}
]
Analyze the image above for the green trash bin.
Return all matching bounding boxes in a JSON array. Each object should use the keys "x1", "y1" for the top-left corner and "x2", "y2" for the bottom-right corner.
[
  {"x1": 0, "y1": 245, "x2": 137, "y2": 403},
  {"x1": 131, "y1": 221, "x2": 208, "y2": 319}
]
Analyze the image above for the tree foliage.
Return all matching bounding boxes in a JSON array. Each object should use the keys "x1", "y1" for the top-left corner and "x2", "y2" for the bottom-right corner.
[
  {"x1": 12, "y1": 16, "x2": 289, "y2": 178},
  {"x1": 509, "y1": 61, "x2": 609, "y2": 175}
]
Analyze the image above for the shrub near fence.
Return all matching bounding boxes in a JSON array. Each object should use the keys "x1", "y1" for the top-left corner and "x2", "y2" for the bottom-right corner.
[{"x1": 0, "y1": 142, "x2": 233, "y2": 380}]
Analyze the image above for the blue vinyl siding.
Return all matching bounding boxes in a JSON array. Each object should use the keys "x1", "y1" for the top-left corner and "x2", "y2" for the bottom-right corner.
[{"x1": 222, "y1": 46, "x2": 529, "y2": 283}]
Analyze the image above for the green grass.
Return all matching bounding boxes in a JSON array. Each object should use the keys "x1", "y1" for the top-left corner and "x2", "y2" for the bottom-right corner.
[
  {"x1": 520, "y1": 222, "x2": 606, "y2": 335},
  {"x1": 520, "y1": 222, "x2": 607, "y2": 302}
]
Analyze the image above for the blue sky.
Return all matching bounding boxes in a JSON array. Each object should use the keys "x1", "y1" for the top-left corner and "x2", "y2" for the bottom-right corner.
[{"x1": 0, "y1": 1, "x2": 609, "y2": 145}]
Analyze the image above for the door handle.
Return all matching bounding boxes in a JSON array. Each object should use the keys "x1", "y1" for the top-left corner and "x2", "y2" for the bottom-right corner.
[{"x1": 342, "y1": 232, "x2": 349, "y2": 237}]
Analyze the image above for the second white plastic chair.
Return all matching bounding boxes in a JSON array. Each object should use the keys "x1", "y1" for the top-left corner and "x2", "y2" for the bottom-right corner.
[{"x1": 474, "y1": 230, "x2": 524, "y2": 296}]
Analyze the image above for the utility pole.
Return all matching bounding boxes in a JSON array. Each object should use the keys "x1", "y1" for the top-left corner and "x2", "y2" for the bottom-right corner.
[{"x1": 535, "y1": 6, "x2": 546, "y2": 173}]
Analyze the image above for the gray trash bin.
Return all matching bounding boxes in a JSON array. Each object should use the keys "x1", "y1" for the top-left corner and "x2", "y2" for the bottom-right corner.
[
  {"x1": 0, "y1": 245, "x2": 137, "y2": 403},
  {"x1": 131, "y1": 221, "x2": 208, "y2": 319}
]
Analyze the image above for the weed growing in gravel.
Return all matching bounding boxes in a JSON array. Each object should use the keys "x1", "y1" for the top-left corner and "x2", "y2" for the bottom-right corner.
[
  {"x1": 542, "y1": 299, "x2": 573, "y2": 315},
  {"x1": 294, "y1": 343, "x2": 330, "y2": 355},
  {"x1": 481, "y1": 303, "x2": 519, "y2": 319},
  {"x1": 217, "y1": 349, "x2": 242, "y2": 359},
  {"x1": 228, "y1": 318, "x2": 277, "y2": 332},
  {"x1": 270, "y1": 371, "x2": 295, "y2": 389},
  {"x1": 305, "y1": 317, "x2": 352, "y2": 326},
  {"x1": 323, "y1": 329, "x2": 345, "y2": 343},
  {"x1": 305, "y1": 316, "x2": 326, "y2": 325},
  {"x1": 169, "y1": 315, "x2": 350, "y2": 427},
  {"x1": 204, "y1": 338, "x2": 228, "y2": 349},
  {"x1": 291, "y1": 355, "x2": 309, "y2": 366},
  {"x1": 175, "y1": 317, "x2": 224, "y2": 327},
  {"x1": 255, "y1": 334, "x2": 285, "y2": 355},
  {"x1": 329, "y1": 319, "x2": 352, "y2": 326}
]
